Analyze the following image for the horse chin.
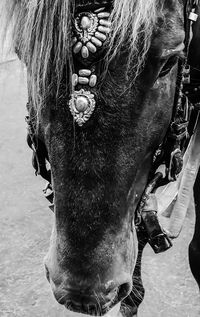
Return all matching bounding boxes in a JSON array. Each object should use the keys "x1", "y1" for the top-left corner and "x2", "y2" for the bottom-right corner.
[{"x1": 64, "y1": 302, "x2": 122, "y2": 317}]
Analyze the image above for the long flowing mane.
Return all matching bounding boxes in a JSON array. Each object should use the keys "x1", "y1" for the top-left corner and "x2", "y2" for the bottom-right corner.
[{"x1": 2, "y1": 0, "x2": 159, "y2": 109}]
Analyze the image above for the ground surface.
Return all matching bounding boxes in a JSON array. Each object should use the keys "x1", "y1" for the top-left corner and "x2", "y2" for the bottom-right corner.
[{"x1": 0, "y1": 58, "x2": 200, "y2": 317}]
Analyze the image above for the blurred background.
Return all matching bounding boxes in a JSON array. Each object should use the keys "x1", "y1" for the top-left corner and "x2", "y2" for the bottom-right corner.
[{"x1": 0, "y1": 25, "x2": 199, "y2": 317}]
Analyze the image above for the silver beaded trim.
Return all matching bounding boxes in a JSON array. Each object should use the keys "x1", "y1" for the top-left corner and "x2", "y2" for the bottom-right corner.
[{"x1": 72, "y1": 69, "x2": 97, "y2": 88}]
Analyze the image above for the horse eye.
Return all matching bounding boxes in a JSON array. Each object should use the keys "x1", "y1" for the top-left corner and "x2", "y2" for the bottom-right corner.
[{"x1": 159, "y1": 55, "x2": 179, "y2": 78}]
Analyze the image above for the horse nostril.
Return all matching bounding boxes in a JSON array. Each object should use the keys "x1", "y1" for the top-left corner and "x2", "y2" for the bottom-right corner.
[
  {"x1": 86, "y1": 303, "x2": 100, "y2": 315},
  {"x1": 67, "y1": 299, "x2": 82, "y2": 311},
  {"x1": 118, "y1": 282, "x2": 131, "y2": 301},
  {"x1": 105, "y1": 282, "x2": 131, "y2": 303},
  {"x1": 105, "y1": 286, "x2": 118, "y2": 302},
  {"x1": 66, "y1": 297, "x2": 100, "y2": 315},
  {"x1": 44, "y1": 264, "x2": 50, "y2": 282}
]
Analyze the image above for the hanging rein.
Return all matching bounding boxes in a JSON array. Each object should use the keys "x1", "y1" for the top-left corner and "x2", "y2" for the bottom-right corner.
[{"x1": 26, "y1": 0, "x2": 200, "y2": 253}]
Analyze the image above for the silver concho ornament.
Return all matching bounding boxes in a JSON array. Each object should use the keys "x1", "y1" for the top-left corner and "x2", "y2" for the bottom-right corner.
[
  {"x1": 72, "y1": 10, "x2": 111, "y2": 58},
  {"x1": 74, "y1": 12, "x2": 99, "y2": 43},
  {"x1": 69, "y1": 89, "x2": 96, "y2": 126}
]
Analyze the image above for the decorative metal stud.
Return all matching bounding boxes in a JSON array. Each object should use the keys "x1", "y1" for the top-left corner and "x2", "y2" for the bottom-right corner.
[
  {"x1": 97, "y1": 25, "x2": 110, "y2": 34},
  {"x1": 79, "y1": 69, "x2": 92, "y2": 76},
  {"x1": 99, "y1": 19, "x2": 111, "y2": 27},
  {"x1": 91, "y1": 37, "x2": 102, "y2": 47},
  {"x1": 69, "y1": 89, "x2": 96, "y2": 126},
  {"x1": 94, "y1": 7, "x2": 105, "y2": 13},
  {"x1": 86, "y1": 41, "x2": 97, "y2": 53},
  {"x1": 81, "y1": 16, "x2": 92, "y2": 30},
  {"x1": 97, "y1": 12, "x2": 110, "y2": 18},
  {"x1": 89, "y1": 75, "x2": 97, "y2": 87},
  {"x1": 189, "y1": 11, "x2": 198, "y2": 22},
  {"x1": 78, "y1": 77, "x2": 89, "y2": 85},
  {"x1": 81, "y1": 46, "x2": 89, "y2": 58},
  {"x1": 72, "y1": 74, "x2": 78, "y2": 86},
  {"x1": 94, "y1": 31, "x2": 107, "y2": 41},
  {"x1": 73, "y1": 42, "x2": 82, "y2": 53}
]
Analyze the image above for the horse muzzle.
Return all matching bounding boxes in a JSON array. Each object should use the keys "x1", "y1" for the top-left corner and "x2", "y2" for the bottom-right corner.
[{"x1": 49, "y1": 276, "x2": 131, "y2": 316}]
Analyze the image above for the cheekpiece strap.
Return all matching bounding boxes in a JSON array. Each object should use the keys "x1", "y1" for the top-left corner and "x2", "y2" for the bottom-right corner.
[{"x1": 155, "y1": 0, "x2": 200, "y2": 181}]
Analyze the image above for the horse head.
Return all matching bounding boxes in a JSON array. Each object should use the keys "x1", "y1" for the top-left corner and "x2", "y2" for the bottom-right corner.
[{"x1": 5, "y1": 0, "x2": 187, "y2": 315}]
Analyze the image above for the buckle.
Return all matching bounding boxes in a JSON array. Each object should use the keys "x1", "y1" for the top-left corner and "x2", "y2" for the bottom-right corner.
[
  {"x1": 136, "y1": 187, "x2": 173, "y2": 254},
  {"x1": 148, "y1": 232, "x2": 173, "y2": 254},
  {"x1": 182, "y1": 65, "x2": 190, "y2": 84},
  {"x1": 189, "y1": 11, "x2": 198, "y2": 22},
  {"x1": 167, "y1": 148, "x2": 183, "y2": 181},
  {"x1": 137, "y1": 209, "x2": 172, "y2": 254}
]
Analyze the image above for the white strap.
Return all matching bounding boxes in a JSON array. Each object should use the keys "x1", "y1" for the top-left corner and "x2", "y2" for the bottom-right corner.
[
  {"x1": 156, "y1": 114, "x2": 200, "y2": 238},
  {"x1": 168, "y1": 114, "x2": 200, "y2": 237}
]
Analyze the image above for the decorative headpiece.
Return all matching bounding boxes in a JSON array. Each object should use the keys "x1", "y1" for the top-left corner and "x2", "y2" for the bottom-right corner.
[{"x1": 69, "y1": 7, "x2": 111, "y2": 126}]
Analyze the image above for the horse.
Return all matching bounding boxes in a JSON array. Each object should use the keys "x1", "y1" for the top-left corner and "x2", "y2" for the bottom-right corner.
[{"x1": 2, "y1": 0, "x2": 200, "y2": 316}]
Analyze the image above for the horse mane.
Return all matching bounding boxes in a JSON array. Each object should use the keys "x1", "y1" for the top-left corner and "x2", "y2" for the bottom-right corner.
[{"x1": 2, "y1": 0, "x2": 159, "y2": 110}]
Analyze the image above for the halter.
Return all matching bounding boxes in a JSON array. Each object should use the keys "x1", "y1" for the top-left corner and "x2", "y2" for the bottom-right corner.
[{"x1": 26, "y1": 0, "x2": 200, "y2": 253}]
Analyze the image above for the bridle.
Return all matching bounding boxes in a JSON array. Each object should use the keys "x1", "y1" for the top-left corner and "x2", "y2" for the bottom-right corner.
[
  {"x1": 135, "y1": 0, "x2": 200, "y2": 253},
  {"x1": 26, "y1": 0, "x2": 200, "y2": 253}
]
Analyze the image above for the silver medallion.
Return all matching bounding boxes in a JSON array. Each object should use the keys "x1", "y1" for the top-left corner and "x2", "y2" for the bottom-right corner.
[{"x1": 69, "y1": 89, "x2": 96, "y2": 126}]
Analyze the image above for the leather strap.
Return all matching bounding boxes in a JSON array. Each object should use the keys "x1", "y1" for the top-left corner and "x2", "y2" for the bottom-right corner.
[{"x1": 168, "y1": 113, "x2": 200, "y2": 237}]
